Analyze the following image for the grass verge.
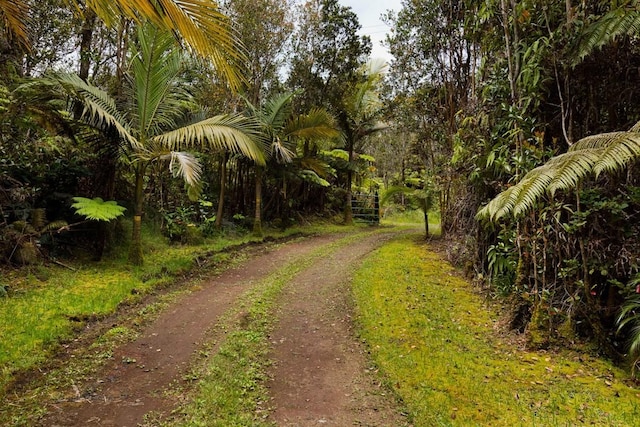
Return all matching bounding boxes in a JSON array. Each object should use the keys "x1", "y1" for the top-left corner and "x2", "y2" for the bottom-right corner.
[{"x1": 352, "y1": 234, "x2": 640, "y2": 426}]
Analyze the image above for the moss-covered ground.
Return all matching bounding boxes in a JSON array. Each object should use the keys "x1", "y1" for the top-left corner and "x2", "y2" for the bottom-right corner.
[{"x1": 353, "y1": 234, "x2": 640, "y2": 426}]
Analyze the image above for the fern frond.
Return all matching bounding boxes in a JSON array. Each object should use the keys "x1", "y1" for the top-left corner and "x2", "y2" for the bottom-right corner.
[
  {"x1": 30, "y1": 208, "x2": 46, "y2": 229},
  {"x1": 575, "y1": 7, "x2": 640, "y2": 61},
  {"x1": 477, "y1": 183, "x2": 522, "y2": 221},
  {"x1": 593, "y1": 133, "x2": 640, "y2": 176},
  {"x1": 298, "y1": 170, "x2": 330, "y2": 187},
  {"x1": 571, "y1": 131, "x2": 628, "y2": 150},
  {"x1": 478, "y1": 118, "x2": 640, "y2": 222},
  {"x1": 545, "y1": 149, "x2": 601, "y2": 195},
  {"x1": 71, "y1": 197, "x2": 127, "y2": 222},
  {"x1": 299, "y1": 157, "x2": 332, "y2": 177}
]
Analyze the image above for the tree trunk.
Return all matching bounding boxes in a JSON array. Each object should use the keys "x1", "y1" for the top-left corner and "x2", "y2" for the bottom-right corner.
[
  {"x1": 423, "y1": 211, "x2": 430, "y2": 239},
  {"x1": 79, "y1": 9, "x2": 97, "y2": 82},
  {"x1": 215, "y1": 152, "x2": 228, "y2": 229},
  {"x1": 344, "y1": 146, "x2": 354, "y2": 224},
  {"x1": 128, "y1": 164, "x2": 145, "y2": 265},
  {"x1": 253, "y1": 166, "x2": 264, "y2": 236}
]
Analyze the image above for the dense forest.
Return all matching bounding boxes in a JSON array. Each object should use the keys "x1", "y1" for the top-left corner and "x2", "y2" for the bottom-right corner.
[{"x1": 3, "y1": 0, "x2": 640, "y2": 372}]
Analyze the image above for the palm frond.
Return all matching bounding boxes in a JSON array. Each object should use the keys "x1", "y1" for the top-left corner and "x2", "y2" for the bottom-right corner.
[
  {"x1": 83, "y1": 0, "x2": 247, "y2": 89},
  {"x1": 49, "y1": 73, "x2": 140, "y2": 150},
  {"x1": 271, "y1": 138, "x2": 295, "y2": 164},
  {"x1": 380, "y1": 185, "x2": 412, "y2": 206},
  {"x1": 284, "y1": 108, "x2": 340, "y2": 140},
  {"x1": 166, "y1": 151, "x2": 202, "y2": 186},
  {"x1": 261, "y1": 92, "x2": 296, "y2": 131},
  {"x1": 346, "y1": 60, "x2": 387, "y2": 120},
  {"x1": 153, "y1": 113, "x2": 266, "y2": 165},
  {"x1": 131, "y1": 24, "x2": 185, "y2": 137},
  {"x1": 0, "y1": 0, "x2": 30, "y2": 50}
]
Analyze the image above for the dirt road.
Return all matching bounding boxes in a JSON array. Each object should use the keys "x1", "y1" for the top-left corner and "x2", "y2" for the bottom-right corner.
[{"x1": 39, "y1": 230, "x2": 407, "y2": 426}]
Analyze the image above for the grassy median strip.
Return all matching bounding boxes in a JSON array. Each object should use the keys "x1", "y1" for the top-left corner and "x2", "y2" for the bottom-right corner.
[{"x1": 353, "y1": 234, "x2": 640, "y2": 426}]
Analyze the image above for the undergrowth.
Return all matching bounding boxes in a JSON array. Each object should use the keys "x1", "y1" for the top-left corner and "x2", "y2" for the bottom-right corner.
[{"x1": 353, "y1": 234, "x2": 640, "y2": 426}]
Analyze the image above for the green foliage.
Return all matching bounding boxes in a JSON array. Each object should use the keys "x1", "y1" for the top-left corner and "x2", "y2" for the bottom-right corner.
[
  {"x1": 576, "y1": 7, "x2": 640, "y2": 63},
  {"x1": 71, "y1": 197, "x2": 126, "y2": 222},
  {"x1": 486, "y1": 227, "x2": 517, "y2": 295},
  {"x1": 1, "y1": 222, "x2": 346, "y2": 404},
  {"x1": 616, "y1": 283, "x2": 640, "y2": 373}
]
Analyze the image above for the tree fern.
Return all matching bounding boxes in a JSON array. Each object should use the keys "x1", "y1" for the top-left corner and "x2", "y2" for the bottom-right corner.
[
  {"x1": 478, "y1": 121, "x2": 640, "y2": 221},
  {"x1": 71, "y1": 197, "x2": 127, "y2": 222},
  {"x1": 576, "y1": 6, "x2": 640, "y2": 62}
]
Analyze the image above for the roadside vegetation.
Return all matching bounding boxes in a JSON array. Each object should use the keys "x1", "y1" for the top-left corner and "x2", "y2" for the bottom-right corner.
[
  {"x1": 353, "y1": 234, "x2": 640, "y2": 426},
  {"x1": 4, "y1": 213, "x2": 640, "y2": 425}
]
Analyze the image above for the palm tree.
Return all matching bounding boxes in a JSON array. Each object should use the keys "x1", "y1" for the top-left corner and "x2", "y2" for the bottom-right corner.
[
  {"x1": 476, "y1": 120, "x2": 640, "y2": 221},
  {"x1": 42, "y1": 25, "x2": 264, "y2": 264},
  {"x1": 338, "y1": 60, "x2": 388, "y2": 224},
  {"x1": 244, "y1": 92, "x2": 339, "y2": 235}
]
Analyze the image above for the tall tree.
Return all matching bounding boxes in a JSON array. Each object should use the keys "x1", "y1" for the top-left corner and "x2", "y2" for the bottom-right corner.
[
  {"x1": 385, "y1": 0, "x2": 478, "y2": 235},
  {"x1": 243, "y1": 91, "x2": 339, "y2": 235},
  {"x1": 223, "y1": 0, "x2": 293, "y2": 104},
  {"x1": 338, "y1": 60, "x2": 387, "y2": 223},
  {"x1": 287, "y1": 0, "x2": 371, "y2": 113}
]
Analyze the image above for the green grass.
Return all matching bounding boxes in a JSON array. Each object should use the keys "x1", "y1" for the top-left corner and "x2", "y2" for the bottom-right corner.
[{"x1": 352, "y1": 234, "x2": 640, "y2": 426}]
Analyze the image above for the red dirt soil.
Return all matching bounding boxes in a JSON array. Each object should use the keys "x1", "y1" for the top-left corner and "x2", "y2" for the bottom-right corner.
[{"x1": 37, "y1": 231, "x2": 408, "y2": 426}]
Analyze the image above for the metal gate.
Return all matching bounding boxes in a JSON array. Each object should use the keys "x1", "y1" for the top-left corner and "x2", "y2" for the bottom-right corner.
[{"x1": 351, "y1": 192, "x2": 380, "y2": 224}]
